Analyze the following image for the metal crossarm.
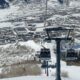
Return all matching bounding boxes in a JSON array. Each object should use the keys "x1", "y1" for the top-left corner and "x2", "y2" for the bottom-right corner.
[
  {"x1": 45, "y1": 37, "x2": 72, "y2": 41},
  {"x1": 45, "y1": 27, "x2": 73, "y2": 31}
]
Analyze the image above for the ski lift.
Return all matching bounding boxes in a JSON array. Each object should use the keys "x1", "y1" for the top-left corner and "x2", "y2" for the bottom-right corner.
[
  {"x1": 66, "y1": 48, "x2": 78, "y2": 61},
  {"x1": 39, "y1": 48, "x2": 51, "y2": 60}
]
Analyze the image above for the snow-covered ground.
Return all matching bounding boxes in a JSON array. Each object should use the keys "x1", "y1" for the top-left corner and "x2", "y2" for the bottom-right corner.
[
  {"x1": 0, "y1": 76, "x2": 54, "y2": 80},
  {"x1": 0, "y1": 76, "x2": 71, "y2": 80},
  {"x1": 0, "y1": 76, "x2": 74, "y2": 80}
]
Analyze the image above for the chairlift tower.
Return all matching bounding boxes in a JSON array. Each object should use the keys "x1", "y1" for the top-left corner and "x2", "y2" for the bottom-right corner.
[{"x1": 45, "y1": 27, "x2": 73, "y2": 80}]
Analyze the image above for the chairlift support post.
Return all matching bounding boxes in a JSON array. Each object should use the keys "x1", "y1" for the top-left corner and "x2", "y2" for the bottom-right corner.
[
  {"x1": 42, "y1": 60, "x2": 48, "y2": 76},
  {"x1": 45, "y1": 27, "x2": 72, "y2": 80},
  {"x1": 56, "y1": 39, "x2": 61, "y2": 80},
  {"x1": 46, "y1": 61, "x2": 49, "y2": 76}
]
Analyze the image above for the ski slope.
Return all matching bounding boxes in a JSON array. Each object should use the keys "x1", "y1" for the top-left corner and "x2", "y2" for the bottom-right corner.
[
  {"x1": 0, "y1": 41, "x2": 80, "y2": 80},
  {"x1": 0, "y1": 74, "x2": 79, "y2": 80}
]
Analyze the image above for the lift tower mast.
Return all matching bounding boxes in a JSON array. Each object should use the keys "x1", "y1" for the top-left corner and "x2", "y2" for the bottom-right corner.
[{"x1": 45, "y1": 27, "x2": 73, "y2": 80}]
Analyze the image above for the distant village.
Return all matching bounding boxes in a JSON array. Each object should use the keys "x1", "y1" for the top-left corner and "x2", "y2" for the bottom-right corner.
[
  {"x1": 0, "y1": 26, "x2": 47, "y2": 45},
  {"x1": 0, "y1": 26, "x2": 34, "y2": 45}
]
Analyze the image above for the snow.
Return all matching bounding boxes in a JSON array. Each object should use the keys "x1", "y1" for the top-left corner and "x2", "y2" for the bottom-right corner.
[
  {"x1": 63, "y1": 66, "x2": 80, "y2": 80},
  {"x1": 0, "y1": 23, "x2": 12, "y2": 28},
  {"x1": 70, "y1": 1, "x2": 80, "y2": 7},
  {"x1": 0, "y1": 43, "x2": 15, "y2": 48},
  {"x1": 0, "y1": 40, "x2": 42, "y2": 66},
  {"x1": 0, "y1": 40, "x2": 42, "y2": 51},
  {"x1": 48, "y1": 0, "x2": 59, "y2": 8},
  {"x1": 47, "y1": 62, "x2": 80, "y2": 80},
  {"x1": 0, "y1": 39, "x2": 80, "y2": 80},
  {"x1": 0, "y1": 5, "x2": 19, "y2": 21},
  {"x1": 48, "y1": 15, "x2": 68, "y2": 20},
  {"x1": 0, "y1": 76, "x2": 75, "y2": 80},
  {"x1": 71, "y1": 13, "x2": 80, "y2": 17},
  {"x1": 19, "y1": 40, "x2": 42, "y2": 51},
  {"x1": 0, "y1": 40, "x2": 80, "y2": 80},
  {"x1": 0, "y1": 70, "x2": 79, "y2": 80}
]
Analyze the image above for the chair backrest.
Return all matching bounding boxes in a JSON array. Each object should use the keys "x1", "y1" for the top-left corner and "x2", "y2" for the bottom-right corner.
[
  {"x1": 39, "y1": 48, "x2": 51, "y2": 60},
  {"x1": 66, "y1": 49, "x2": 78, "y2": 61}
]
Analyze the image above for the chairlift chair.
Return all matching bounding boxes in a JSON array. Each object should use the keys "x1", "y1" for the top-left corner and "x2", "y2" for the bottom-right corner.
[
  {"x1": 41, "y1": 60, "x2": 55, "y2": 68},
  {"x1": 66, "y1": 48, "x2": 78, "y2": 61},
  {"x1": 41, "y1": 60, "x2": 47, "y2": 68},
  {"x1": 39, "y1": 48, "x2": 51, "y2": 60}
]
